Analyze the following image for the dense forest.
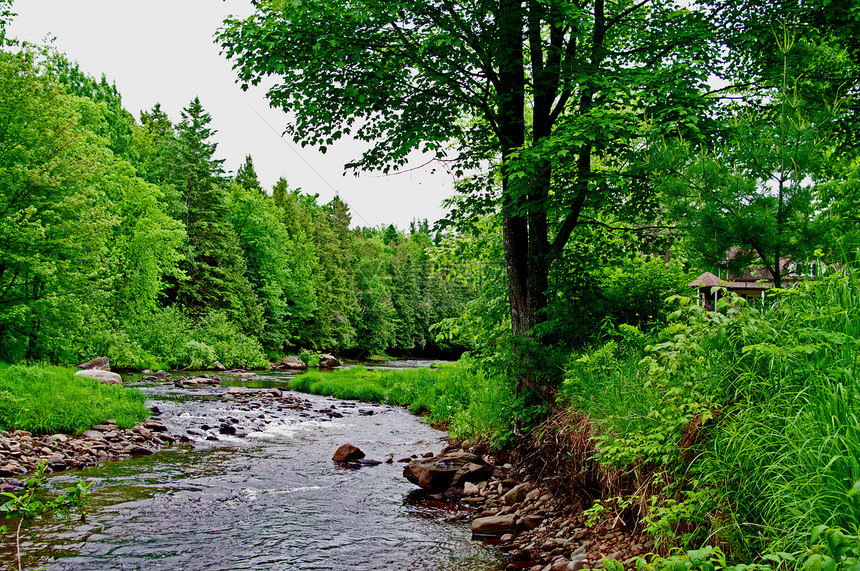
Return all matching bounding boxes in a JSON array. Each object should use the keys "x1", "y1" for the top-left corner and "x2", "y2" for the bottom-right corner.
[{"x1": 0, "y1": 15, "x2": 473, "y2": 369}]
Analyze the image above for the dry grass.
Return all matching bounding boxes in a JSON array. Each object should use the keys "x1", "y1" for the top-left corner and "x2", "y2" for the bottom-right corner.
[{"x1": 515, "y1": 410, "x2": 621, "y2": 509}]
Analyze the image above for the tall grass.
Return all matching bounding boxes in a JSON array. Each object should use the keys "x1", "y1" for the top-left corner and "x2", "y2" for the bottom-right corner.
[
  {"x1": 559, "y1": 266, "x2": 860, "y2": 558},
  {"x1": 290, "y1": 362, "x2": 514, "y2": 443},
  {"x1": 0, "y1": 364, "x2": 149, "y2": 434},
  {"x1": 705, "y1": 270, "x2": 860, "y2": 554}
]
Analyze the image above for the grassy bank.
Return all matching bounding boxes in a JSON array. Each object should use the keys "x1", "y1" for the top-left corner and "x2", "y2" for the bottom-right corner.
[
  {"x1": 291, "y1": 362, "x2": 513, "y2": 443},
  {"x1": 558, "y1": 267, "x2": 860, "y2": 561},
  {"x1": 0, "y1": 364, "x2": 149, "y2": 435}
]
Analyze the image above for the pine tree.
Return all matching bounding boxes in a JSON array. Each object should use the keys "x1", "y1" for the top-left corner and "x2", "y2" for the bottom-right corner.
[
  {"x1": 173, "y1": 97, "x2": 263, "y2": 335},
  {"x1": 235, "y1": 154, "x2": 263, "y2": 196}
]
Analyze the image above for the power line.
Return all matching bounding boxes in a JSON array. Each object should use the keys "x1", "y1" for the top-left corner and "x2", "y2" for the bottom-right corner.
[{"x1": 244, "y1": 102, "x2": 372, "y2": 227}]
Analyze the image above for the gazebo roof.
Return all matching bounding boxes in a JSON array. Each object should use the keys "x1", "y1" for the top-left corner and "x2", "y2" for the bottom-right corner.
[
  {"x1": 688, "y1": 272, "x2": 721, "y2": 287},
  {"x1": 688, "y1": 271, "x2": 771, "y2": 290}
]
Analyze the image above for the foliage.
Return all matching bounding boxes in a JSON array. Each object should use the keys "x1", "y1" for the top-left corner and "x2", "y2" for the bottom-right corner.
[
  {"x1": 628, "y1": 526, "x2": 860, "y2": 571},
  {"x1": 217, "y1": 0, "x2": 719, "y2": 402},
  {"x1": 0, "y1": 364, "x2": 148, "y2": 434},
  {"x1": 0, "y1": 462, "x2": 92, "y2": 571},
  {"x1": 559, "y1": 262, "x2": 860, "y2": 558},
  {"x1": 653, "y1": 29, "x2": 842, "y2": 287},
  {"x1": 171, "y1": 97, "x2": 264, "y2": 337},
  {"x1": 183, "y1": 311, "x2": 268, "y2": 369}
]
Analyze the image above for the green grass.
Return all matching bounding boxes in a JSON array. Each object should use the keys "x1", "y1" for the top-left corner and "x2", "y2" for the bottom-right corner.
[
  {"x1": 290, "y1": 361, "x2": 514, "y2": 442},
  {"x1": 0, "y1": 364, "x2": 149, "y2": 435}
]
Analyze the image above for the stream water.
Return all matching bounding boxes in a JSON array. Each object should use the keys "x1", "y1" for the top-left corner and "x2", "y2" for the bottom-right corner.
[{"x1": 6, "y1": 366, "x2": 506, "y2": 571}]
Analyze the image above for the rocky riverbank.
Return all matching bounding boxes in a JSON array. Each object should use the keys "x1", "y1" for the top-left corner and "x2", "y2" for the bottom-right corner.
[
  {"x1": 403, "y1": 447, "x2": 648, "y2": 571},
  {"x1": 0, "y1": 374, "x2": 640, "y2": 571},
  {"x1": 0, "y1": 417, "x2": 184, "y2": 491}
]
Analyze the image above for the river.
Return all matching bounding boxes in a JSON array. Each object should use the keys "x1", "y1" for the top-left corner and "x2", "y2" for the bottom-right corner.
[{"x1": 6, "y1": 367, "x2": 506, "y2": 571}]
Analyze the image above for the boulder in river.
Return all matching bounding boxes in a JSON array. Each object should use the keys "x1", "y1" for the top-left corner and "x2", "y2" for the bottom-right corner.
[
  {"x1": 403, "y1": 451, "x2": 491, "y2": 491},
  {"x1": 78, "y1": 356, "x2": 110, "y2": 371},
  {"x1": 471, "y1": 514, "x2": 517, "y2": 536},
  {"x1": 333, "y1": 443, "x2": 365, "y2": 462},
  {"x1": 273, "y1": 356, "x2": 307, "y2": 370},
  {"x1": 75, "y1": 369, "x2": 122, "y2": 385},
  {"x1": 318, "y1": 354, "x2": 340, "y2": 368}
]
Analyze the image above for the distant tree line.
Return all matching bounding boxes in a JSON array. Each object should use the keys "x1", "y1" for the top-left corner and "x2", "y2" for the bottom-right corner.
[{"x1": 0, "y1": 45, "x2": 471, "y2": 368}]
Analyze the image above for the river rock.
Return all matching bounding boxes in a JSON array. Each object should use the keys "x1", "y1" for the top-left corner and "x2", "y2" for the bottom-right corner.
[
  {"x1": 78, "y1": 356, "x2": 110, "y2": 370},
  {"x1": 452, "y1": 461, "x2": 494, "y2": 487},
  {"x1": 471, "y1": 514, "x2": 517, "y2": 535},
  {"x1": 274, "y1": 356, "x2": 307, "y2": 370},
  {"x1": 333, "y1": 443, "x2": 365, "y2": 462},
  {"x1": 403, "y1": 451, "x2": 490, "y2": 491},
  {"x1": 504, "y1": 482, "x2": 532, "y2": 505},
  {"x1": 75, "y1": 369, "x2": 122, "y2": 385},
  {"x1": 0, "y1": 462, "x2": 24, "y2": 476},
  {"x1": 143, "y1": 420, "x2": 168, "y2": 433},
  {"x1": 464, "y1": 481, "x2": 481, "y2": 495},
  {"x1": 318, "y1": 354, "x2": 340, "y2": 368}
]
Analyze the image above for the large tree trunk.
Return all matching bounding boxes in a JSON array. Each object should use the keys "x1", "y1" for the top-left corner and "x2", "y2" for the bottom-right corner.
[
  {"x1": 497, "y1": 0, "x2": 528, "y2": 334},
  {"x1": 497, "y1": 0, "x2": 555, "y2": 403}
]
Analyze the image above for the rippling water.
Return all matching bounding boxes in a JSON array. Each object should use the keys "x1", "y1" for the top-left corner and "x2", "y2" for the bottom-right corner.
[{"x1": 5, "y1": 368, "x2": 505, "y2": 571}]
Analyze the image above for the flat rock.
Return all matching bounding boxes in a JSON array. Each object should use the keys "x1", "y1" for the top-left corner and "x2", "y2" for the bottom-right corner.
[
  {"x1": 75, "y1": 369, "x2": 122, "y2": 385},
  {"x1": 504, "y1": 482, "x2": 532, "y2": 505},
  {"x1": 126, "y1": 445, "x2": 154, "y2": 456},
  {"x1": 275, "y1": 356, "x2": 307, "y2": 370},
  {"x1": 143, "y1": 420, "x2": 168, "y2": 433},
  {"x1": 404, "y1": 451, "x2": 490, "y2": 491},
  {"x1": 452, "y1": 461, "x2": 494, "y2": 487},
  {"x1": 471, "y1": 514, "x2": 517, "y2": 536}
]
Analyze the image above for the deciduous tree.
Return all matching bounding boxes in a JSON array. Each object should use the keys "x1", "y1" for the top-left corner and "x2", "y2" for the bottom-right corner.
[{"x1": 218, "y1": 0, "x2": 716, "y2": 397}]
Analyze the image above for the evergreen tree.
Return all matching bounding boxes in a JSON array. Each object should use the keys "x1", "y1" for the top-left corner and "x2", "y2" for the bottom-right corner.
[
  {"x1": 173, "y1": 97, "x2": 263, "y2": 335},
  {"x1": 235, "y1": 154, "x2": 263, "y2": 196}
]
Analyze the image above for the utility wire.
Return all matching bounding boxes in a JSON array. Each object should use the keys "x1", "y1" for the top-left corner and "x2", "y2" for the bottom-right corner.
[{"x1": 244, "y1": 102, "x2": 373, "y2": 227}]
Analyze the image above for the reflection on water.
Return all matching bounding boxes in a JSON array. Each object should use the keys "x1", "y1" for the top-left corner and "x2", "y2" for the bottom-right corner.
[{"x1": 3, "y1": 369, "x2": 505, "y2": 571}]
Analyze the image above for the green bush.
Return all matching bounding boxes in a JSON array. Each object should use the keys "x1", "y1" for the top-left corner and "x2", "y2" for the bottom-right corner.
[
  {"x1": 188, "y1": 311, "x2": 268, "y2": 369},
  {"x1": 0, "y1": 364, "x2": 149, "y2": 434},
  {"x1": 562, "y1": 265, "x2": 860, "y2": 558},
  {"x1": 128, "y1": 306, "x2": 193, "y2": 368}
]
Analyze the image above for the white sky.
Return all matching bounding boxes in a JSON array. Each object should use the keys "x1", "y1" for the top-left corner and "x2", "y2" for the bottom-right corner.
[{"x1": 7, "y1": 0, "x2": 456, "y2": 229}]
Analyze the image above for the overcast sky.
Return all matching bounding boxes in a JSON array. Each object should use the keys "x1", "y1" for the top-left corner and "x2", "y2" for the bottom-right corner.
[{"x1": 7, "y1": 0, "x2": 456, "y2": 229}]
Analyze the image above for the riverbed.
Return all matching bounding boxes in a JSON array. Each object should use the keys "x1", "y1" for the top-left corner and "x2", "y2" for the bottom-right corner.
[{"x1": 4, "y1": 368, "x2": 506, "y2": 571}]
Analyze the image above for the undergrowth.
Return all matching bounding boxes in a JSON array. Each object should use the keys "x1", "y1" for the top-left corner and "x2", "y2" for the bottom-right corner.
[{"x1": 558, "y1": 265, "x2": 860, "y2": 561}]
